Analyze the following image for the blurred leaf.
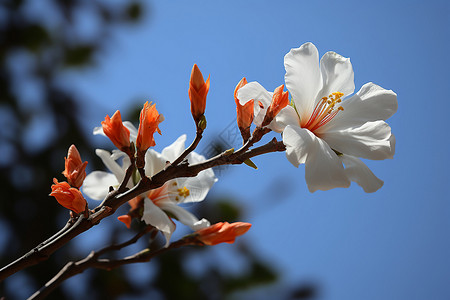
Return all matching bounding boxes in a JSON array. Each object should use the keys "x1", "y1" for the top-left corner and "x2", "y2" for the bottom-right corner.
[
  {"x1": 224, "y1": 260, "x2": 278, "y2": 293},
  {"x1": 125, "y1": 2, "x2": 142, "y2": 22},
  {"x1": 64, "y1": 45, "x2": 95, "y2": 67},
  {"x1": 22, "y1": 24, "x2": 50, "y2": 52},
  {"x1": 289, "y1": 283, "x2": 318, "y2": 299}
]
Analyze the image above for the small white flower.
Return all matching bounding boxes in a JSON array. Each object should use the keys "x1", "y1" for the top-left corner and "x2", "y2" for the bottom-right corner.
[
  {"x1": 238, "y1": 42, "x2": 397, "y2": 192},
  {"x1": 83, "y1": 126, "x2": 217, "y2": 246}
]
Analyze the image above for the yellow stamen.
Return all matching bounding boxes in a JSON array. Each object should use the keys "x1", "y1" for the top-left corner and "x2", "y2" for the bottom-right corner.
[
  {"x1": 177, "y1": 186, "x2": 190, "y2": 198},
  {"x1": 303, "y1": 92, "x2": 344, "y2": 132}
]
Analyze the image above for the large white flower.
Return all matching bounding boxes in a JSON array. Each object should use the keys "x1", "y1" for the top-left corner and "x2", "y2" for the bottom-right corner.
[
  {"x1": 238, "y1": 42, "x2": 397, "y2": 193},
  {"x1": 83, "y1": 132, "x2": 217, "y2": 246}
]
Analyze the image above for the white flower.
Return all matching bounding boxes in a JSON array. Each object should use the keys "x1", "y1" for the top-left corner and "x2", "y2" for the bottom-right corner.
[
  {"x1": 83, "y1": 131, "x2": 217, "y2": 246},
  {"x1": 238, "y1": 42, "x2": 397, "y2": 193}
]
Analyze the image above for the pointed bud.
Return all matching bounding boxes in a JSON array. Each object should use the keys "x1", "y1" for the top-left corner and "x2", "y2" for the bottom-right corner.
[
  {"x1": 234, "y1": 78, "x2": 254, "y2": 142},
  {"x1": 101, "y1": 110, "x2": 131, "y2": 152},
  {"x1": 195, "y1": 222, "x2": 252, "y2": 246},
  {"x1": 136, "y1": 101, "x2": 163, "y2": 153},
  {"x1": 118, "y1": 215, "x2": 132, "y2": 229},
  {"x1": 189, "y1": 64, "x2": 210, "y2": 125},
  {"x1": 50, "y1": 179, "x2": 87, "y2": 214},
  {"x1": 62, "y1": 145, "x2": 88, "y2": 188},
  {"x1": 118, "y1": 196, "x2": 144, "y2": 228},
  {"x1": 262, "y1": 84, "x2": 289, "y2": 127}
]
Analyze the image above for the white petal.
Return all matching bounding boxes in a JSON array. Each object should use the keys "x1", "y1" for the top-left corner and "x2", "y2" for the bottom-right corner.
[
  {"x1": 318, "y1": 82, "x2": 397, "y2": 133},
  {"x1": 270, "y1": 105, "x2": 300, "y2": 133},
  {"x1": 186, "y1": 151, "x2": 207, "y2": 165},
  {"x1": 82, "y1": 171, "x2": 118, "y2": 200},
  {"x1": 318, "y1": 51, "x2": 355, "y2": 99},
  {"x1": 142, "y1": 199, "x2": 175, "y2": 247},
  {"x1": 389, "y1": 133, "x2": 396, "y2": 156},
  {"x1": 237, "y1": 81, "x2": 273, "y2": 127},
  {"x1": 283, "y1": 125, "x2": 350, "y2": 192},
  {"x1": 341, "y1": 154, "x2": 384, "y2": 193},
  {"x1": 282, "y1": 125, "x2": 315, "y2": 166},
  {"x1": 123, "y1": 121, "x2": 138, "y2": 141},
  {"x1": 284, "y1": 42, "x2": 322, "y2": 123},
  {"x1": 170, "y1": 151, "x2": 217, "y2": 203},
  {"x1": 110, "y1": 149, "x2": 127, "y2": 161},
  {"x1": 93, "y1": 121, "x2": 138, "y2": 143},
  {"x1": 303, "y1": 133, "x2": 350, "y2": 192},
  {"x1": 192, "y1": 218, "x2": 211, "y2": 230},
  {"x1": 95, "y1": 149, "x2": 126, "y2": 182},
  {"x1": 321, "y1": 121, "x2": 395, "y2": 160},
  {"x1": 236, "y1": 81, "x2": 272, "y2": 106},
  {"x1": 175, "y1": 173, "x2": 217, "y2": 203},
  {"x1": 93, "y1": 126, "x2": 104, "y2": 136},
  {"x1": 158, "y1": 201, "x2": 203, "y2": 231},
  {"x1": 161, "y1": 135, "x2": 187, "y2": 162},
  {"x1": 144, "y1": 149, "x2": 167, "y2": 178}
]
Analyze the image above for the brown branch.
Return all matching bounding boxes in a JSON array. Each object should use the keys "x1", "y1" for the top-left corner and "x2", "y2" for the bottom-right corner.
[
  {"x1": 171, "y1": 128, "x2": 203, "y2": 166},
  {"x1": 28, "y1": 226, "x2": 155, "y2": 300},
  {"x1": 28, "y1": 233, "x2": 198, "y2": 300},
  {"x1": 0, "y1": 136, "x2": 285, "y2": 281}
]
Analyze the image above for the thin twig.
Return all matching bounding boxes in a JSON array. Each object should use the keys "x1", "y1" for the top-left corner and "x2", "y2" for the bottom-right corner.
[
  {"x1": 171, "y1": 129, "x2": 203, "y2": 166},
  {"x1": 28, "y1": 232, "x2": 196, "y2": 300},
  {"x1": 0, "y1": 137, "x2": 285, "y2": 281},
  {"x1": 28, "y1": 226, "x2": 155, "y2": 300}
]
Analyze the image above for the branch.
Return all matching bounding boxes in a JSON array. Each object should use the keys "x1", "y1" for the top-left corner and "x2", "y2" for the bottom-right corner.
[
  {"x1": 0, "y1": 135, "x2": 285, "y2": 281},
  {"x1": 28, "y1": 232, "x2": 197, "y2": 300},
  {"x1": 28, "y1": 226, "x2": 155, "y2": 300},
  {"x1": 171, "y1": 128, "x2": 203, "y2": 166}
]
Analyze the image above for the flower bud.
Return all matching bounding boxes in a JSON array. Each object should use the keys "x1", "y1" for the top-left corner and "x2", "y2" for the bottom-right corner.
[
  {"x1": 62, "y1": 144, "x2": 88, "y2": 188},
  {"x1": 101, "y1": 110, "x2": 131, "y2": 152},
  {"x1": 262, "y1": 84, "x2": 289, "y2": 127},
  {"x1": 136, "y1": 101, "x2": 163, "y2": 153},
  {"x1": 189, "y1": 64, "x2": 210, "y2": 126},
  {"x1": 195, "y1": 222, "x2": 252, "y2": 246},
  {"x1": 234, "y1": 77, "x2": 254, "y2": 142},
  {"x1": 50, "y1": 179, "x2": 87, "y2": 214},
  {"x1": 118, "y1": 215, "x2": 132, "y2": 229}
]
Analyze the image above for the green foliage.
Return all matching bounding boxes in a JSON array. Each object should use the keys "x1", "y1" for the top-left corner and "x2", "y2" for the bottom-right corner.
[
  {"x1": 21, "y1": 24, "x2": 51, "y2": 52},
  {"x1": 125, "y1": 2, "x2": 143, "y2": 22},
  {"x1": 64, "y1": 45, "x2": 95, "y2": 67}
]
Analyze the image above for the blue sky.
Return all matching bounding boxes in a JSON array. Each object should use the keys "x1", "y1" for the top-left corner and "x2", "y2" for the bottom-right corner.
[{"x1": 62, "y1": 0, "x2": 450, "y2": 299}]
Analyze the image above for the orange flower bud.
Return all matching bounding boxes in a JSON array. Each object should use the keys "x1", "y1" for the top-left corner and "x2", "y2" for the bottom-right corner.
[
  {"x1": 62, "y1": 144, "x2": 88, "y2": 188},
  {"x1": 136, "y1": 101, "x2": 163, "y2": 153},
  {"x1": 101, "y1": 110, "x2": 131, "y2": 152},
  {"x1": 118, "y1": 215, "x2": 132, "y2": 229},
  {"x1": 50, "y1": 179, "x2": 87, "y2": 214},
  {"x1": 195, "y1": 222, "x2": 252, "y2": 246},
  {"x1": 262, "y1": 84, "x2": 289, "y2": 127},
  {"x1": 118, "y1": 196, "x2": 144, "y2": 228},
  {"x1": 234, "y1": 78, "x2": 254, "y2": 142},
  {"x1": 189, "y1": 64, "x2": 210, "y2": 125}
]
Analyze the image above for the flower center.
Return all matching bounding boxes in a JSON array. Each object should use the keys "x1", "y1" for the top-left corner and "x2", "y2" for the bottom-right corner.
[
  {"x1": 303, "y1": 92, "x2": 344, "y2": 132},
  {"x1": 177, "y1": 186, "x2": 190, "y2": 198}
]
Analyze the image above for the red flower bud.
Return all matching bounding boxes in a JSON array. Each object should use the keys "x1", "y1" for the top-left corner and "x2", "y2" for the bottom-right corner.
[
  {"x1": 118, "y1": 215, "x2": 132, "y2": 229},
  {"x1": 136, "y1": 101, "x2": 163, "y2": 153},
  {"x1": 189, "y1": 64, "x2": 210, "y2": 125},
  {"x1": 62, "y1": 144, "x2": 88, "y2": 188},
  {"x1": 195, "y1": 222, "x2": 251, "y2": 246},
  {"x1": 262, "y1": 84, "x2": 289, "y2": 127},
  {"x1": 50, "y1": 179, "x2": 87, "y2": 214},
  {"x1": 234, "y1": 77, "x2": 254, "y2": 142},
  {"x1": 101, "y1": 110, "x2": 131, "y2": 152}
]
